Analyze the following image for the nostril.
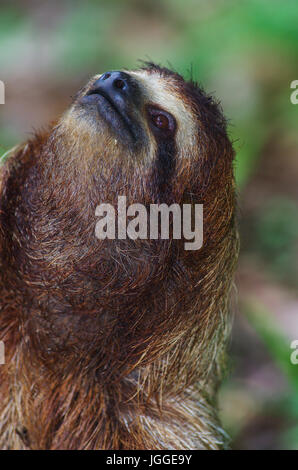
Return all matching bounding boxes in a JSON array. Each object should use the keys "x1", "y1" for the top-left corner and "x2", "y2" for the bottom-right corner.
[
  {"x1": 101, "y1": 72, "x2": 111, "y2": 81},
  {"x1": 113, "y1": 79, "x2": 126, "y2": 90}
]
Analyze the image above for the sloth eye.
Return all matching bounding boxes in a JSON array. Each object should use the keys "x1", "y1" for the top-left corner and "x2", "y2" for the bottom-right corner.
[
  {"x1": 153, "y1": 114, "x2": 169, "y2": 130},
  {"x1": 147, "y1": 106, "x2": 176, "y2": 136}
]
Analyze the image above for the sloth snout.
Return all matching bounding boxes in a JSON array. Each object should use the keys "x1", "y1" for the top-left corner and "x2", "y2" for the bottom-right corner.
[{"x1": 89, "y1": 71, "x2": 138, "y2": 104}]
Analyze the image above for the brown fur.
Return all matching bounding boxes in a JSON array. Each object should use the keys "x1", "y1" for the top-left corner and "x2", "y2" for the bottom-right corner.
[{"x1": 0, "y1": 64, "x2": 238, "y2": 449}]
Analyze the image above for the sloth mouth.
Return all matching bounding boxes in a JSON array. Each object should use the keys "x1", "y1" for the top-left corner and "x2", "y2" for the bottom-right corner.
[{"x1": 79, "y1": 90, "x2": 136, "y2": 142}]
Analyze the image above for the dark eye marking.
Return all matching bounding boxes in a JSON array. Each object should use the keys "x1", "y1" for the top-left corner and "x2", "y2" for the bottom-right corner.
[
  {"x1": 146, "y1": 105, "x2": 177, "y2": 137},
  {"x1": 146, "y1": 105, "x2": 177, "y2": 196}
]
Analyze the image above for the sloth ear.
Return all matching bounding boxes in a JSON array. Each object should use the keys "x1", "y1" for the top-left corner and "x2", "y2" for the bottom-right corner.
[
  {"x1": 0, "y1": 133, "x2": 50, "y2": 220},
  {"x1": 0, "y1": 145, "x2": 21, "y2": 164},
  {"x1": 0, "y1": 142, "x2": 33, "y2": 257},
  {"x1": 0, "y1": 145, "x2": 18, "y2": 192},
  {"x1": 0, "y1": 143, "x2": 26, "y2": 189},
  {"x1": 0, "y1": 144, "x2": 28, "y2": 177},
  {"x1": 0, "y1": 142, "x2": 31, "y2": 217}
]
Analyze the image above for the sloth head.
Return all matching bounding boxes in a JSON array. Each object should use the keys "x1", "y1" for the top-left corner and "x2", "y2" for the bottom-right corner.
[
  {"x1": 50, "y1": 63, "x2": 234, "y2": 203},
  {"x1": 1, "y1": 64, "x2": 237, "y2": 384}
]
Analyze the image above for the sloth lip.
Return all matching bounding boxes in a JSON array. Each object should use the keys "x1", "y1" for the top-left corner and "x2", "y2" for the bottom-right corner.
[{"x1": 80, "y1": 90, "x2": 136, "y2": 142}]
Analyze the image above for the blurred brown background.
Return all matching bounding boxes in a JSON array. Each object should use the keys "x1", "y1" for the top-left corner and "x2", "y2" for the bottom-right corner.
[{"x1": 0, "y1": 0, "x2": 297, "y2": 449}]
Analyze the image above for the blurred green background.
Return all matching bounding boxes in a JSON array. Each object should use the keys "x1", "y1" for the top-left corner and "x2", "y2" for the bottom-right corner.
[{"x1": 0, "y1": 0, "x2": 297, "y2": 449}]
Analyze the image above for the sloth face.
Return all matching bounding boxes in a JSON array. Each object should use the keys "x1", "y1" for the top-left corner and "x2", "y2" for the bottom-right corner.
[
  {"x1": 54, "y1": 64, "x2": 233, "y2": 206},
  {"x1": 69, "y1": 65, "x2": 198, "y2": 158}
]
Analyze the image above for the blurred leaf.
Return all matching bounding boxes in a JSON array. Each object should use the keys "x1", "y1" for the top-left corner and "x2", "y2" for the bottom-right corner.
[
  {"x1": 0, "y1": 6, "x2": 23, "y2": 40},
  {"x1": 244, "y1": 301, "x2": 298, "y2": 391}
]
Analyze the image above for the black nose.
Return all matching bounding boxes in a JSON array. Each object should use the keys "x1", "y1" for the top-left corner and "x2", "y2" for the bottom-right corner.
[{"x1": 89, "y1": 71, "x2": 137, "y2": 103}]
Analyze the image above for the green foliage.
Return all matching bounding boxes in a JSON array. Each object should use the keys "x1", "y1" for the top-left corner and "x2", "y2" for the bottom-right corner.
[
  {"x1": 0, "y1": 0, "x2": 297, "y2": 449},
  {"x1": 245, "y1": 302, "x2": 298, "y2": 389},
  {"x1": 245, "y1": 301, "x2": 298, "y2": 449},
  {"x1": 252, "y1": 198, "x2": 298, "y2": 286}
]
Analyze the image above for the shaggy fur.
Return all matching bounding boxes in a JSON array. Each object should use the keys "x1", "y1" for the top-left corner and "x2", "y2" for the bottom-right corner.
[{"x1": 0, "y1": 64, "x2": 238, "y2": 450}]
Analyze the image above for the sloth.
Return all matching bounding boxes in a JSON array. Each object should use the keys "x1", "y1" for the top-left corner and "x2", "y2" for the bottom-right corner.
[{"x1": 0, "y1": 64, "x2": 238, "y2": 450}]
